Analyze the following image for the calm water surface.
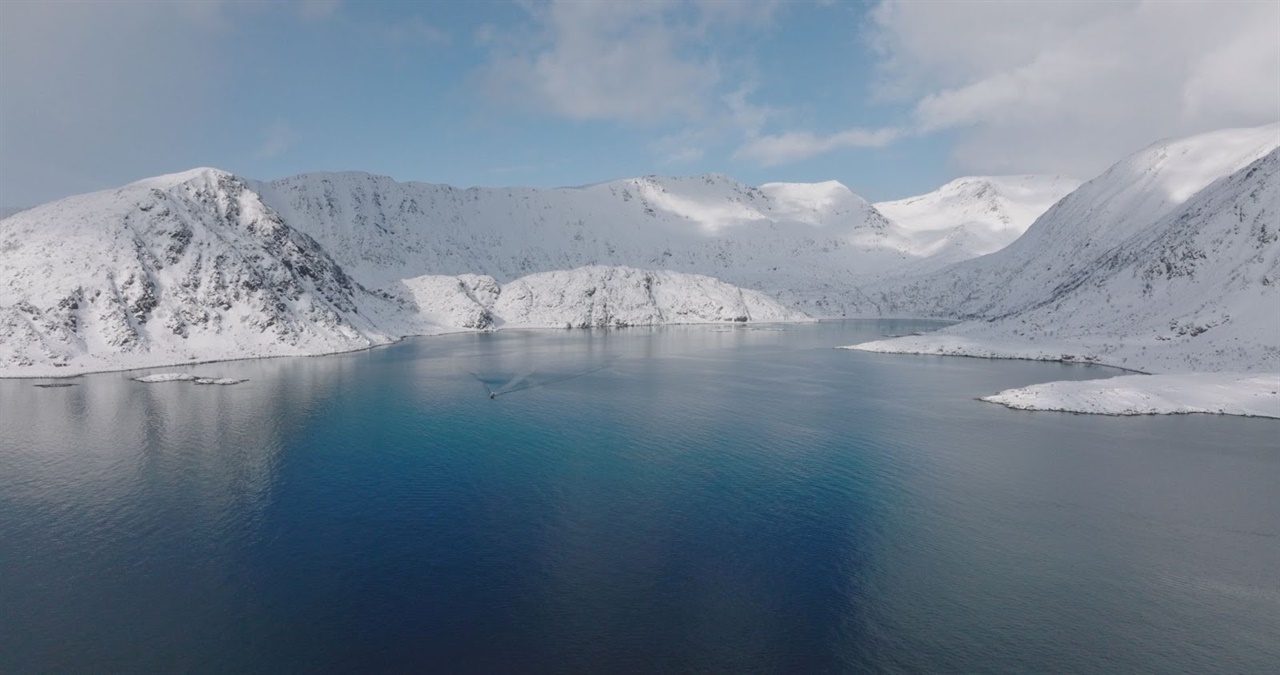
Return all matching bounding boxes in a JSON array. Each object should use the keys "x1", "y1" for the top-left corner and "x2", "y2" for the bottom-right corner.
[{"x1": 1, "y1": 321, "x2": 1277, "y2": 673}]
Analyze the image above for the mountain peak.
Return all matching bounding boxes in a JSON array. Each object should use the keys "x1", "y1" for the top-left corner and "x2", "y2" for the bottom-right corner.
[
  {"x1": 873, "y1": 174, "x2": 1080, "y2": 262},
  {"x1": 126, "y1": 167, "x2": 235, "y2": 191}
]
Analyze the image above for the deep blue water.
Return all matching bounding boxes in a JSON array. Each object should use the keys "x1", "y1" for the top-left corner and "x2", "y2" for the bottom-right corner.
[{"x1": 1, "y1": 321, "x2": 1277, "y2": 674}]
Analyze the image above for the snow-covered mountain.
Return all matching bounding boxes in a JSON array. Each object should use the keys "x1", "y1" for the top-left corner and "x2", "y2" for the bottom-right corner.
[
  {"x1": 250, "y1": 170, "x2": 1080, "y2": 317},
  {"x1": 250, "y1": 172, "x2": 912, "y2": 315},
  {"x1": 850, "y1": 125, "x2": 1280, "y2": 375},
  {"x1": 874, "y1": 175, "x2": 1080, "y2": 268},
  {"x1": 0, "y1": 169, "x2": 806, "y2": 377},
  {"x1": 0, "y1": 168, "x2": 409, "y2": 377}
]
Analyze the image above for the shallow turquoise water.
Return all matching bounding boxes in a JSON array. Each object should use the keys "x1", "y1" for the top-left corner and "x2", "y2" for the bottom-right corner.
[{"x1": 2, "y1": 321, "x2": 1277, "y2": 673}]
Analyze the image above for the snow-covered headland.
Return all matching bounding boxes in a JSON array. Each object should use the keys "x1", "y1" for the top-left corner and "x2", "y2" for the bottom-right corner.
[{"x1": 844, "y1": 124, "x2": 1280, "y2": 417}]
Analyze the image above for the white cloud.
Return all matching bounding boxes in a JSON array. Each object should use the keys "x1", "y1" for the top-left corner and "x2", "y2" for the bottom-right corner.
[
  {"x1": 0, "y1": 1, "x2": 229, "y2": 203},
  {"x1": 738, "y1": 1, "x2": 1280, "y2": 172},
  {"x1": 867, "y1": 0, "x2": 1280, "y2": 177},
  {"x1": 296, "y1": 0, "x2": 343, "y2": 21},
  {"x1": 483, "y1": 1, "x2": 717, "y2": 123},
  {"x1": 255, "y1": 119, "x2": 298, "y2": 159},
  {"x1": 664, "y1": 146, "x2": 707, "y2": 163},
  {"x1": 0, "y1": 0, "x2": 354, "y2": 205},
  {"x1": 723, "y1": 86, "x2": 775, "y2": 139},
  {"x1": 733, "y1": 127, "x2": 901, "y2": 166},
  {"x1": 652, "y1": 128, "x2": 712, "y2": 164},
  {"x1": 380, "y1": 15, "x2": 450, "y2": 47},
  {"x1": 480, "y1": 0, "x2": 780, "y2": 125}
]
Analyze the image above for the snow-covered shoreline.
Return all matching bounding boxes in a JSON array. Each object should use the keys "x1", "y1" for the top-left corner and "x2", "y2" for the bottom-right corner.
[
  {"x1": 843, "y1": 337, "x2": 1150, "y2": 372},
  {"x1": 0, "y1": 318, "x2": 812, "y2": 380},
  {"x1": 843, "y1": 337, "x2": 1280, "y2": 419},
  {"x1": 843, "y1": 334, "x2": 1140, "y2": 368}
]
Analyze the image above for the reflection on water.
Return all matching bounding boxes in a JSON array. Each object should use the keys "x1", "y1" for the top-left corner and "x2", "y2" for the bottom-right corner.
[{"x1": 1, "y1": 321, "x2": 1277, "y2": 673}]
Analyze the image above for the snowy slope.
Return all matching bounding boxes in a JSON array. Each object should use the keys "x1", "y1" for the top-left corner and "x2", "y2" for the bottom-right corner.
[
  {"x1": 848, "y1": 141, "x2": 1280, "y2": 375},
  {"x1": 0, "y1": 168, "x2": 415, "y2": 378},
  {"x1": 855, "y1": 123, "x2": 1280, "y2": 319},
  {"x1": 252, "y1": 172, "x2": 907, "y2": 315},
  {"x1": 873, "y1": 175, "x2": 1080, "y2": 268},
  {"x1": 388, "y1": 274, "x2": 502, "y2": 330}
]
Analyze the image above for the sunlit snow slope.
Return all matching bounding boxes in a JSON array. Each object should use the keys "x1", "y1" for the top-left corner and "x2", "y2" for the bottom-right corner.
[{"x1": 874, "y1": 175, "x2": 1080, "y2": 269}]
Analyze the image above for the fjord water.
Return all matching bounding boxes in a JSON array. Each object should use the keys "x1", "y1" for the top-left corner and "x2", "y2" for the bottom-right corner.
[{"x1": 1, "y1": 321, "x2": 1276, "y2": 673}]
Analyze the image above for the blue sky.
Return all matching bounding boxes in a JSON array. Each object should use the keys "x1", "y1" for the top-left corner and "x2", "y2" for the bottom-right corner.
[{"x1": 1, "y1": 0, "x2": 1276, "y2": 206}]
